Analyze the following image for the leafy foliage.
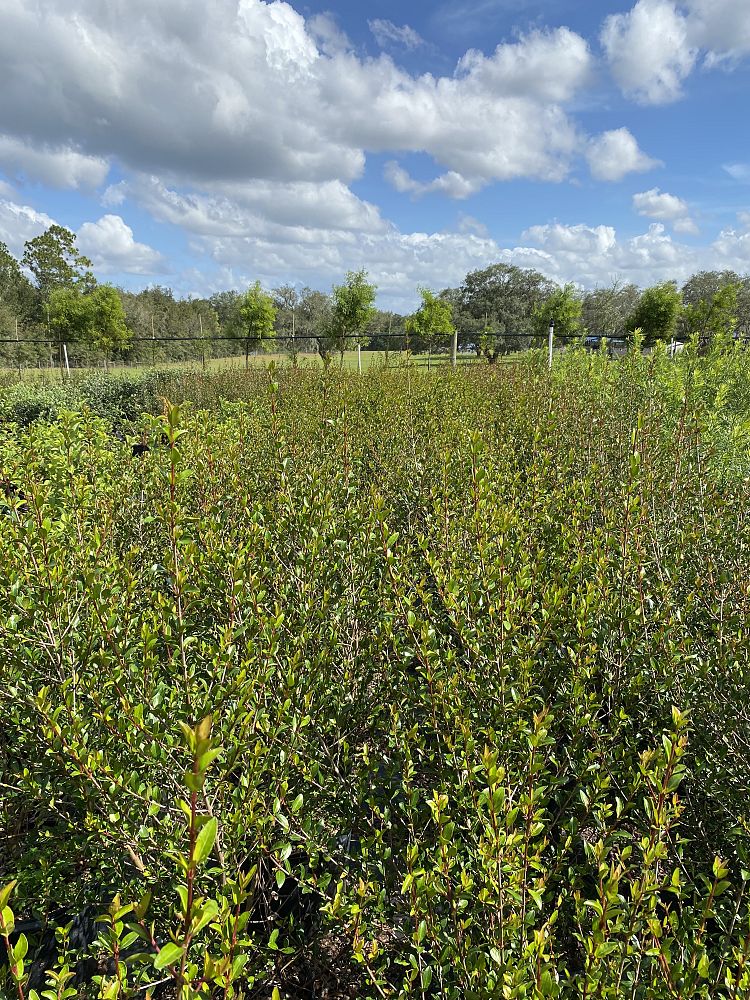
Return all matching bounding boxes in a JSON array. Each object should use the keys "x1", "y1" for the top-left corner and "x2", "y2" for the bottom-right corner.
[
  {"x1": 533, "y1": 283, "x2": 583, "y2": 340},
  {"x1": 330, "y1": 269, "x2": 377, "y2": 361},
  {"x1": 682, "y1": 283, "x2": 738, "y2": 345},
  {"x1": 405, "y1": 288, "x2": 455, "y2": 350},
  {"x1": 456, "y1": 263, "x2": 553, "y2": 362},
  {"x1": 2, "y1": 332, "x2": 750, "y2": 999},
  {"x1": 237, "y1": 282, "x2": 277, "y2": 366},
  {"x1": 580, "y1": 281, "x2": 641, "y2": 339},
  {"x1": 628, "y1": 281, "x2": 683, "y2": 345},
  {"x1": 49, "y1": 286, "x2": 130, "y2": 365},
  {"x1": 21, "y1": 225, "x2": 95, "y2": 299}
]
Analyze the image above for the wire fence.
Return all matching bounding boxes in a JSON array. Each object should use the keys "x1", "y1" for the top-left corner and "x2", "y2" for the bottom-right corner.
[
  {"x1": 3, "y1": 327, "x2": 747, "y2": 375},
  {"x1": 0, "y1": 330, "x2": 617, "y2": 375}
]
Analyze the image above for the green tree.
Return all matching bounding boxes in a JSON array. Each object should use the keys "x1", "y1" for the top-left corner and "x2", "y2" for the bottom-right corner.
[
  {"x1": 680, "y1": 271, "x2": 742, "y2": 346},
  {"x1": 273, "y1": 284, "x2": 303, "y2": 366},
  {"x1": 0, "y1": 242, "x2": 34, "y2": 313},
  {"x1": 365, "y1": 309, "x2": 406, "y2": 355},
  {"x1": 331, "y1": 269, "x2": 376, "y2": 365},
  {"x1": 459, "y1": 263, "x2": 553, "y2": 362},
  {"x1": 405, "y1": 287, "x2": 455, "y2": 358},
  {"x1": 533, "y1": 283, "x2": 583, "y2": 343},
  {"x1": 682, "y1": 283, "x2": 738, "y2": 348},
  {"x1": 87, "y1": 284, "x2": 130, "y2": 367},
  {"x1": 48, "y1": 286, "x2": 88, "y2": 343},
  {"x1": 22, "y1": 225, "x2": 95, "y2": 298},
  {"x1": 0, "y1": 243, "x2": 41, "y2": 367},
  {"x1": 49, "y1": 284, "x2": 129, "y2": 368},
  {"x1": 295, "y1": 288, "x2": 336, "y2": 365},
  {"x1": 681, "y1": 270, "x2": 740, "y2": 310},
  {"x1": 581, "y1": 280, "x2": 641, "y2": 338},
  {"x1": 627, "y1": 281, "x2": 682, "y2": 345},
  {"x1": 238, "y1": 281, "x2": 277, "y2": 368}
]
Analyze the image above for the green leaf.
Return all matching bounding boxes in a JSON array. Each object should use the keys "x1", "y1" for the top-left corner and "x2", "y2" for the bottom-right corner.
[
  {"x1": 0, "y1": 882, "x2": 17, "y2": 910},
  {"x1": 177, "y1": 721, "x2": 196, "y2": 750},
  {"x1": 231, "y1": 954, "x2": 249, "y2": 979},
  {"x1": 195, "y1": 715, "x2": 212, "y2": 741},
  {"x1": 193, "y1": 817, "x2": 218, "y2": 865},
  {"x1": 197, "y1": 747, "x2": 222, "y2": 772},
  {"x1": 13, "y1": 934, "x2": 28, "y2": 961},
  {"x1": 153, "y1": 941, "x2": 184, "y2": 970},
  {"x1": 713, "y1": 857, "x2": 728, "y2": 879},
  {"x1": 540, "y1": 970, "x2": 556, "y2": 996},
  {"x1": 191, "y1": 899, "x2": 219, "y2": 935},
  {"x1": 184, "y1": 769, "x2": 205, "y2": 792},
  {"x1": 1, "y1": 906, "x2": 15, "y2": 936},
  {"x1": 135, "y1": 890, "x2": 152, "y2": 920}
]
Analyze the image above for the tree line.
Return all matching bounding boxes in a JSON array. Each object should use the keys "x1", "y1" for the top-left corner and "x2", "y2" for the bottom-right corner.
[{"x1": 1, "y1": 224, "x2": 749, "y2": 368}]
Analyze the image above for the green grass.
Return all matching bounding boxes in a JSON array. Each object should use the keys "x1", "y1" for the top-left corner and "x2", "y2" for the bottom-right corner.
[{"x1": 3, "y1": 348, "x2": 513, "y2": 377}]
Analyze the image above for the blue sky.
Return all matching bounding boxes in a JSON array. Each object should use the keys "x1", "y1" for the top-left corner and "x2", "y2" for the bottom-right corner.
[{"x1": 0, "y1": 0, "x2": 749, "y2": 311}]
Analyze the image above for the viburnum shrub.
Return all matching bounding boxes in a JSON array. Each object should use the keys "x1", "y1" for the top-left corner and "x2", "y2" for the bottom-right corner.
[{"x1": 1, "y1": 343, "x2": 750, "y2": 997}]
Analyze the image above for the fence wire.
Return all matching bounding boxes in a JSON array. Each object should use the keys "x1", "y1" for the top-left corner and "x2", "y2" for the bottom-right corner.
[{"x1": 1, "y1": 330, "x2": 744, "y2": 373}]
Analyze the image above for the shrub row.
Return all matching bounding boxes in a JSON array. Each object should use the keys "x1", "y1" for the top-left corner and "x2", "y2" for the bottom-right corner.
[{"x1": 1, "y1": 345, "x2": 750, "y2": 997}]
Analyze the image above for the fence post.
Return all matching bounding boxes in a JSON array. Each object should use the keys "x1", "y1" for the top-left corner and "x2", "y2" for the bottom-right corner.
[
  {"x1": 357, "y1": 342, "x2": 362, "y2": 374},
  {"x1": 451, "y1": 328, "x2": 457, "y2": 370},
  {"x1": 548, "y1": 321, "x2": 554, "y2": 371}
]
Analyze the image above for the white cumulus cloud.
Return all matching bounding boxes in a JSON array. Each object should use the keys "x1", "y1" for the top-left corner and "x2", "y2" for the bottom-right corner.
[
  {"x1": 522, "y1": 223, "x2": 618, "y2": 256},
  {"x1": 586, "y1": 129, "x2": 662, "y2": 182},
  {"x1": 457, "y1": 27, "x2": 592, "y2": 104},
  {"x1": 602, "y1": 0, "x2": 696, "y2": 105},
  {"x1": 0, "y1": 0, "x2": 614, "y2": 200},
  {"x1": 603, "y1": 0, "x2": 750, "y2": 104},
  {"x1": 686, "y1": 0, "x2": 750, "y2": 64},
  {"x1": 120, "y1": 174, "x2": 388, "y2": 240},
  {"x1": 0, "y1": 198, "x2": 55, "y2": 255},
  {"x1": 188, "y1": 216, "x2": 750, "y2": 312},
  {"x1": 633, "y1": 187, "x2": 698, "y2": 234},
  {"x1": 710, "y1": 224, "x2": 750, "y2": 265},
  {"x1": 384, "y1": 162, "x2": 484, "y2": 199},
  {"x1": 77, "y1": 214, "x2": 166, "y2": 274}
]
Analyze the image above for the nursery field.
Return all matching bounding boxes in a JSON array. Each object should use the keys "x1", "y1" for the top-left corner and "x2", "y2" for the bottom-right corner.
[{"x1": 2, "y1": 344, "x2": 750, "y2": 999}]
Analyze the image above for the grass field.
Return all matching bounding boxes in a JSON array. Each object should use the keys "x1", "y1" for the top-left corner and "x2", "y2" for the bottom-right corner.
[
  {"x1": 2, "y1": 348, "x2": 517, "y2": 377},
  {"x1": 117, "y1": 349, "x2": 489, "y2": 372}
]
